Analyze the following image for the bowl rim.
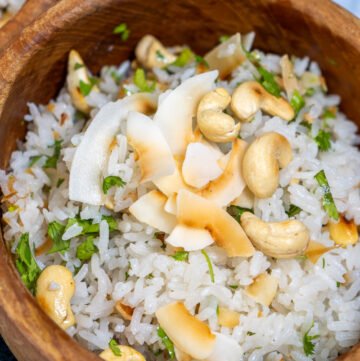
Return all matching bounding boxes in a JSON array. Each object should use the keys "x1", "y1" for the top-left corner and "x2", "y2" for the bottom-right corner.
[{"x1": 0, "y1": 0, "x2": 360, "y2": 360}]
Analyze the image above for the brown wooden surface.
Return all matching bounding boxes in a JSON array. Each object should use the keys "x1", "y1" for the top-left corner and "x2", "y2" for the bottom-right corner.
[{"x1": 0, "y1": 0, "x2": 359, "y2": 360}]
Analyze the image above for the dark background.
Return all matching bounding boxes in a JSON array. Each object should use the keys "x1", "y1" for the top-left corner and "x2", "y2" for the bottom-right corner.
[{"x1": 0, "y1": 338, "x2": 16, "y2": 360}]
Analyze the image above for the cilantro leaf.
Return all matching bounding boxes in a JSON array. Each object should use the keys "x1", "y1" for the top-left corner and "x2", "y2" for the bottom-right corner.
[
  {"x1": 157, "y1": 327, "x2": 175, "y2": 359},
  {"x1": 156, "y1": 50, "x2": 165, "y2": 61},
  {"x1": 15, "y1": 233, "x2": 41, "y2": 293},
  {"x1": 134, "y1": 68, "x2": 156, "y2": 93},
  {"x1": 286, "y1": 204, "x2": 302, "y2": 217},
  {"x1": 109, "y1": 339, "x2": 122, "y2": 356},
  {"x1": 315, "y1": 170, "x2": 339, "y2": 221},
  {"x1": 314, "y1": 130, "x2": 331, "y2": 152},
  {"x1": 195, "y1": 55, "x2": 209, "y2": 68},
  {"x1": 170, "y1": 48, "x2": 194, "y2": 67},
  {"x1": 47, "y1": 221, "x2": 68, "y2": 254},
  {"x1": 227, "y1": 205, "x2": 254, "y2": 223},
  {"x1": 290, "y1": 90, "x2": 305, "y2": 114},
  {"x1": 76, "y1": 236, "x2": 97, "y2": 261},
  {"x1": 322, "y1": 108, "x2": 336, "y2": 119},
  {"x1": 65, "y1": 215, "x2": 118, "y2": 235},
  {"x1": 113, "y1": 23, "x2": 130, "y2": 41},
  {"x1": 74, "y1": 62, "x2": 84, "y2": 70},
  {"x1": 219, "y1": 35, "x2": 230, "y2": 43},
  {"x1": 201, "y1": 250, "x2": 215, "y2": 283},
  {"x1": 79, "y1": 80, "x2": 93, "y2": 96},
  {"x1": 303, "y1": 321, "x2": 319, "y2": 356},
  {"x1": 171, "y1": 251, "x2": 189, "y2": 262},
  {"x1": 29, "y1": 155, "x2": 43, "y2": 167},
  {"x1": 229, "y1": 285, "x2": 238, "y2": 290},
  {"x1": 43, "y1": 140, "x2": 62, "y2": 169},
  {"x1": 56, "y1": 178, "x2": 65, "y2": 188},
  {"x1": 102, "y1": 175, "x2": 126, "y2": 195},
  {"x1": 257, "y1": 66, "x2": 281, "y2": 97}
]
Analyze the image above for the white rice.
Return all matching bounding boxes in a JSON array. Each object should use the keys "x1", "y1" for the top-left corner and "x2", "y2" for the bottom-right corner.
[{"x1": 1, "y1": 34, "x2": 360, "y2": 361}]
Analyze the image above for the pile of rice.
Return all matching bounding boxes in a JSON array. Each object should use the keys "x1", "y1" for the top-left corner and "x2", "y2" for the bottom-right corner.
[{"x1": 1, "y1": 32, "x2": 360, "y2": 361}]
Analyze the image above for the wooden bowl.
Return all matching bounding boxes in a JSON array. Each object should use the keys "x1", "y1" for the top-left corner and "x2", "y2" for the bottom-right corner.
[{"x1": 0, "y1": 0, "x2": 359, "y2": 360}]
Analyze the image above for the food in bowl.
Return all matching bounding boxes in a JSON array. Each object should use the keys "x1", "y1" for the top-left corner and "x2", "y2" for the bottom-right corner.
[
  {"x1": 0, "y1": 0, "x2": 25, "y2": 27},
  {"x1": 1, "y1": 29, "x2": 359, "y2": 361}
]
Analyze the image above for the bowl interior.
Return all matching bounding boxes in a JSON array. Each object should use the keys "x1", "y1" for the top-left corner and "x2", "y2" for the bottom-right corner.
[{"x1": 0, "y1": 0, "x2": 360, "y2": 360}]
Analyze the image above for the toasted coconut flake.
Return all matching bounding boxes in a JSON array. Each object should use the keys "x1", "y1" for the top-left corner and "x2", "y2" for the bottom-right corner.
[
  {"x1": 99, "y1": 346, "x2": 145, "y2": 361},
  {"x1": 177, "y1": 190, "x2": 254, "y2": 257},
  {"x1": 245, "y1": 273, "x2": 278, "y2": 307},
  {"x1": 115, "y1": 301, "x2": 134, "y2": 321},
  {"x1": 182, "y1": 142, "x2": 223, "y2": 189},
  {"x1": 328, "y1": 215, "x2": 358, "y2": 246},
  {"x1": 217, "y1": 307, "x2": 240, "y2": 328},
  {"x1": 207, "y1": 332, "x2": 243, "y2": 361},
  {"x1": 127, "y1": 111, "x2": 176, "y2": 183},
  {"x1": 129, "y1": 190, "x2": 177, "y2": 234},
  {"x1": 174, "y1": 348, "x2": 193, "y2": 361},
  {"x1": 231, "y1": 187, "x2": 254, "y2": 209},
  {"x1": 166, "y1": 224, "x2": 214, "y2": 251},
  {"x1": 164, "y1": 194, "x2": 177, "y2": 215},
  {"x1": 280, "y1": 55, "x2": 300, "y2": 99},
  {"x1": 305, "y1": 241, "x2": 334, "y2": 264},
  {"x1": 154, "y1": 71, "x2": 218, "y2": 156},
  {"x1": 156, "y1": 302, "x2": 216, "y2": 359},
  {"x1": 69, "y1": 93, "x2": 157, "y2": 206},
  {"x1": 200, "y1": 139, "x2": 247, "y2": 207},
  {"x1": 204, "y1": 34, "x2": 247, "y2": 79}
]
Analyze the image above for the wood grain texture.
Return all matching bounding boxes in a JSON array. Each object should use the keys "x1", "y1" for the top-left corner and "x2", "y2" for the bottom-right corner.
[{"x1": 0, "y1": 0, "x2": 359, "y2": 360}]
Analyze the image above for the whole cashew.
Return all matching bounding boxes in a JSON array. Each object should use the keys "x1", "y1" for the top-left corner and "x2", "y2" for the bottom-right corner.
[
  {"x1": 36, "y1": 265, "x2": 75, "y2": 330},
  {"x1": 135, "y1": 35, "x2": 176, "y2": 69},
  {"x1": 242, "y1": 132, "x2": 292, "y2": 198},
  {"x1": 241, "y1": 212, "x2": 310, "y2": 258},
  {"x1": 197, "y1": 88, "x2": 240, "y2": 143},
  {"x1": 100, "y1": 346, "x2": 145, "y2": 361},
  {"x1": 231, "y1": 81, "x2": 295, "y2": 122},
  {"x1": 67, "y1": 49, "x2": 99, "y2": 114}
]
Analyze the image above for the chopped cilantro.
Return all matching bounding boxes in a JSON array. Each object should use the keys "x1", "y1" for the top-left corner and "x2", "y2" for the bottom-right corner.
[
  {"x1": 146, "y1": 273, "x2": 154, "y2": 279},
  {"x1": 290, "y1": 90, "x2": 305, "y2": 114},
  {"x1": 8, "y1": 204, "x2": 18, "y2": 212},
  {"x1": 56, "y1": 178, "x2": 65, "y2": 188},
  {"x1": 66, "y1": 215, "x2": 118, "y2": 235},
  {"x1": 156, "y1": 50, "x2": 165, "y2": 61},
  {"x1": 305, "y1": 87, "x2": 315, "y2": 97},
  {"x1": 171, "y1": 251, "x2": 189, "y2": 262},
  {"x1": 336, "y1": 281, "x2": 341, "y2": 287},
  {"x1": 170, "y1": 48, "x2": 194, "y2": 67},
  {"x1": 110, "y1": 70, "x2": 122, "y2": 85},
  {"x1": 314, "y1": 130, "x2": 331, "y2": 152},
  {"x1": 315, "y1": 170, "x2": 339, "y2": 221},
  {"x1": 219, "y1": 35, "x2": 230, "y2": 43},
  {"x1": 79, "y1": 80, "x2": 93, "y2": 96},
  {"x1": 322, "y1": 108, "x2": 336, "y2": 119},
  {"x1": 229, "y1": 285, "x2": 238, "y2": 290},
  {"x1": 113, "y1": 23, "x2": 130, "y2": 41},
  {"x1": 15, "y1": 233, "x2": 41, "y2": 293},
  {"x1": 201, "y1": 250, "x2": 215, "y2": 283},
  {"x1": 195, "y1": 54, "x2": 209, "y2": 68},
  {"x1": 157, "y1": 327, "x2": 175, "y2": 359},
  {"x1": 227, "y1": 205, "x2": 254, "y2": 223},
  {"x1": 286, "y1": 204, "x2": 302, "y2": 217},
  {"x1": 300, "y1": 120, "x2": 312, "y2": 131},
  {"x1": 257, "y1": 66, "x2": 281, "y2": 97},
  {"x1": 102, "y1": 175, "x2": 126, "y2": 195},
  {"x1": 47, "y1": 221, "x2": 68, "y2": 254},
  {"x1": 76, "y1": 236, "x2": 97, "y2": 261},
  {"x1": 247, "y1": 331, "x2": 256, "y2": 336},
  {"x1": 296, "y1": 255, "x2": 308, "y2": 261},
  {"x1": 43, "y1": 140, "x2": 62, "y2": 169},
  {"x1": 109, "y1": 339, "x2": 122, "y2": 356},
  {"x1": 74, "y1": 62, "x2": 84, "y2": 70},
  {"x1": 303, "y1": 322, "x2": 319, "y2": 356},
  {"x1": 29, "y1": 155, "x2": 43, "y2": 167},
  {"x1": 134, "y1": 68, "x2": 156, "y2": 92},
  {"x1": 322, "y1": 258, "x2": 326, "y2": 269}
]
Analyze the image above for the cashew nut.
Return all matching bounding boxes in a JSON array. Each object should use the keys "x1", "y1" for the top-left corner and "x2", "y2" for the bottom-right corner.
[
  {"x1": 197, "y1": 88, "x2": 240, "y2": 143},
  {"x1": 231, "y1": 81, "x2": 295, "y2": 122},
  {"x1": 100, "y1": 346, "x2": 145, "y2": 361},
  {"x1": 36, "y1": 265, "x2": 75, "y2": 330},
  {"x1": 240, "y1": 212, "x2": 310, "y2": 258},
  {"x1": 115, "y1": 301, "x2": 134, "y2": 321},
  {"x1": 135, "y1": 35, "x2": 176, "y2": 69},
  {"x1": 66, "y1": 49, "x2": 99, "y2": 114},
  {"x1": 242, "y1": 132, "x2": 292, "y2": 198}
]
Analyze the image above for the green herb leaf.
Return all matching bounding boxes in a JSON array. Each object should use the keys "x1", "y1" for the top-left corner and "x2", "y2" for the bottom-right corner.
[
  {"x1": 195, "y1": 55, "x2": 209, "y2": 68},
  {"x1": 43, "y1": 140, "x2": 62, "y2": 169},
  {"x1": 229, "y1": 285, "x2": 238, "y2": 290},
  {"x1": 56, "y1": 178, "x2": 65, "y2": 188},
  {"x1": 227, "y1": 205, "x2": 254, "y2": 223},
  {"x1": 109, "y1": 339, "x2": 122, "y2": 356},
  {"x1": 219, "y1": 35, "x2": 230, "y2": 43},
  {"x1": 47, "y1": 221, "x2": 68, "y2": 254},
  {"x1": 257, "y1": 66, "x2": 281, "y2": 97},
  {"x1": 322, "y1": 258, "x2": 326, "y2": 269},
  {"x1": 79, "y1": 80, "x2": 93, "y2": 96},
  {"x1": 102, "y1": 175, "x2": 126, "y2": 195},
  {"x1": 74, "y1": 62, "x2": 84, "y2": 70},
  {"x1": 102, "y1": 215, "x2": 118, "y2": 232},
  {"x1": 315, "y1": 170, "x2": 339, "y2": 221},
  {"x1": 290, "y1": 90, "x2": 305, "y2": 114},
  {"x1": 305, "y1": 87, "x2": 315, "y2": 97},
  {"x1": 322, "y1": 108, "x2": 336, "y2": 119},
  {"x1": 110, "y1": 70, "x2": 122, "y2": 85},
  {"x1": 15, "y1": 233, "x2": 41, "y2": 293},
  {"x1": 336, "y1": 281, "x2": 341, "y2": 288},
  {"x1": 8, "y1": 204, "x2": 18, "y2": 212},
  {"x1": 134, "y1": 68, "x2": 156, "y2": 93},
  {"x1": 113, "y1": 23, "x2": 130, "y2": 41},
  {"x1": 286, "y1": 204, "x2": 302, "y2": 217},
  {"x1": 201, "y1": 250, "x2": 215, "y2": 283},
  {"x1": 300, "y1": 120, "x2": 312, "y2": 131},
  {"x1": 29, "y1": 155, "x2": 43, "y2": 167},
  {"x1": 65, "y1": 215, "x2": 118, "y2": 236},
  {"x1": 303, "y1": 322, "x2": 319, "y2": 356},
  {"x1": 157, "y1": 327, "x2": 175, "y2": 359},
  {"x1": 76, "y1": 236, "x2": 97, "y2": 261},
  {"x1": 171, "y1": 48, "x2": 194, "y2": 67},
  {"x1": 156, "y1": 50, "x2": 165, "y2": 61},
  {"x1": 314, "y1": 130, "x2": 331, "y2": 152},
  {"x1": 171, "y1": 251, "x2": 189, "y2": 262},
  {"x1": 247, "y1": 331, "x2": 256, "y2": 336}
]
